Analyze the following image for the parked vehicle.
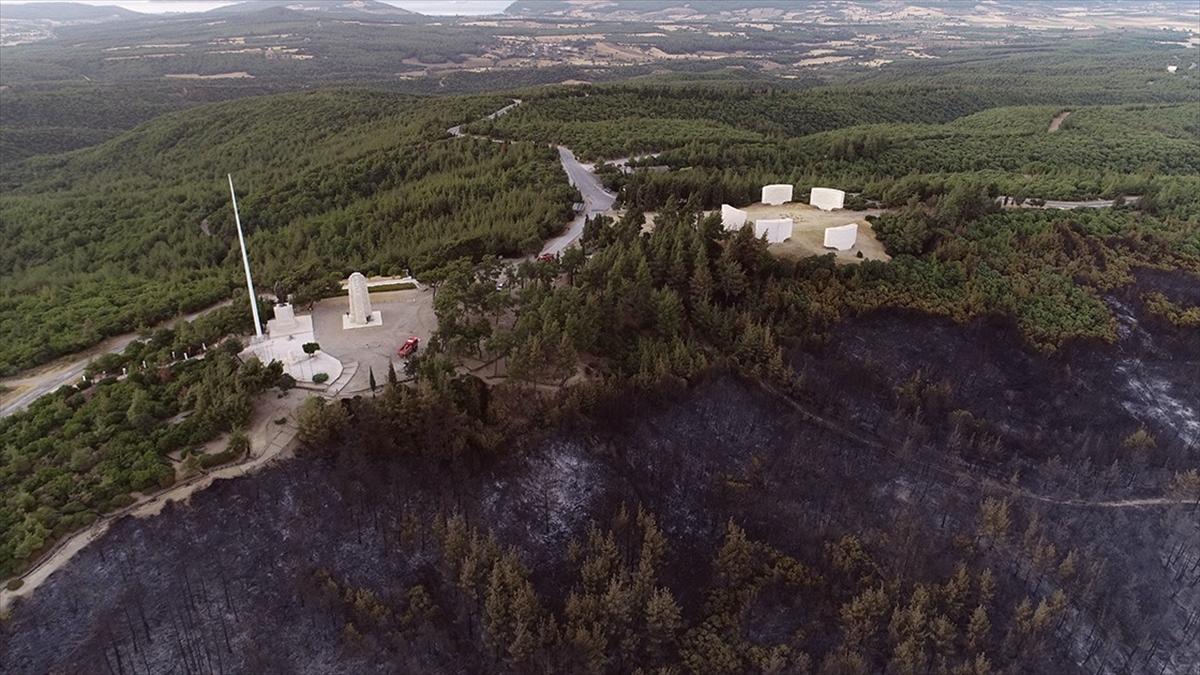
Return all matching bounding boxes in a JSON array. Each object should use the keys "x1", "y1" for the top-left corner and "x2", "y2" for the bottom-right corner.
[{"x1": 396, "y1": 337, "x2": 420, "y2": 358}]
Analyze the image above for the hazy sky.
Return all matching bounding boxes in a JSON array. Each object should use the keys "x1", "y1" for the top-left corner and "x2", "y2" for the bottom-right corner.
[{"x1": 0, "y1": 0, "x2": 515, "y2": 15}]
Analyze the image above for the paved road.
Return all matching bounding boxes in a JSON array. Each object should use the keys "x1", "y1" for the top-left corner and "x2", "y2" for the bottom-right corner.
[
  {"x1": 446, "y1": 99, "x2": 616, "y2": 256},
  {"x1": 998, "y1": 196, "x2": 1138, "y2": 210},
  {"x1": 446, "y1": 99, "x2": 521, "y2": 138},
  {"x1": 1, "y1": 300, "x2": 231, "y2": 417},
  {"x1": 541, "y1": 145, "x2": 617, "y2": 256}
]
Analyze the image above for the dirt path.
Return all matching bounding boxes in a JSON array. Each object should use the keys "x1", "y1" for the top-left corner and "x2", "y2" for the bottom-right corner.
[
  {"x1": 1005, "y1": 490, "x2": 1194, "y2": 509},
  {"x1": 761, "y1": 383, "x2": 1193, "y2": 511},
  {"x1": 0, "y1": 387, "x2": 307, "y2": 614},
  {"x1": 1048, "y1": 109, "x2": 1072, "y2": 132}
]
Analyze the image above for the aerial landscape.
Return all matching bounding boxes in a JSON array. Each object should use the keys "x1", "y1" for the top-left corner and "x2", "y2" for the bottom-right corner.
[{"x1": 0, "y1": 0, "x2": 1198, "y2": 672}]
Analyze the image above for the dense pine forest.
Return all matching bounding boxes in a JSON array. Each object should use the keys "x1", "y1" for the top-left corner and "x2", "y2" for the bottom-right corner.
[{"x1": 0, "y1": 90, "x2": 575, "y2": 374}]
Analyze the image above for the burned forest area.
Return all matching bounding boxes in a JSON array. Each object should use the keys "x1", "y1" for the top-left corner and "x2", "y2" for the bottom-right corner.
[{"x1": 2, "y1": 270, "x2": 1198, "y2": 675}]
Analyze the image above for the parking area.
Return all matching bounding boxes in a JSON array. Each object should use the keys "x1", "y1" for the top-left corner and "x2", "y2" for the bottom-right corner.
[{"x1": 310, "y1": 288, "x2": 437, "y2": 394}]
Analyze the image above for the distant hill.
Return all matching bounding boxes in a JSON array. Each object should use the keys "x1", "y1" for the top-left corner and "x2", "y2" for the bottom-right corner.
[
  {"x1": 207, "y1": 0, "x2": 417, "y2": 19},
  {"x1": 504, "y1": 0, "x2": 810, "y2": 20},
  {"x1": 0, "y1": 1, "x2": 140, "y2": 21},
  {"x1": 504, "y1": 0, "x2": 1200, "y2": 28}
]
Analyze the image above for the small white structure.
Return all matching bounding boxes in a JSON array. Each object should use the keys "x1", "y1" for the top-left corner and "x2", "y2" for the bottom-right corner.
[
  {"x1": 721, "y1": 204, "x2": 748, "y2": 230},
  {"x1": 754, "y1": 218, "x2": 794, "y2": 244},
  {"x1": 761, "y1": 184, "x2": 793, "y2": 206},
  {"x1": 1167, "y1": 65, "x2": 1178, "y2": 73},
  {"x1": 823, "y1": 223, "x2": 859, "y2": 251},
  {"x1": 243, "y1": 301, "x2": 340, "y2": 385},
  {"x1": 810, "y1": 187, "x2": 845, "y2": 211},
  {"x1": 267, "y1": 302, "x2": 306, "y2": 338},
  {"x1": 343, "y1": 272, "x2": 382, "y2": 330}
]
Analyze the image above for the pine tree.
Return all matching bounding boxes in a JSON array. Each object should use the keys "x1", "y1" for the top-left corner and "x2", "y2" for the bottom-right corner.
[
  {"x1": 967, "y1": 605, "x2": 991, "y2": 655},
  {"x1": 387, "y1": 360, "x2": 398, "y2": 388},
  {"x1": 644, "y1": 586, "x2": 681, "y2": 660},
  {"x1": 976, "y1": 498, "x2": 1011, "y2": 548},
  {"x1": 1005, "y1": 597, "x2": 1034, "y2": 653},
  {"x1": 941, "y1": 563, "x2": 971, "y2": 621},
  {"x1": 819, "y1": 648, "x2": 869, "y2": 675},
  {"x1": 840, "y1": 585, "x2": 889, "y2": 649},
  {"x1": 890, "y1": 636, "x2": 926, "y2": 675},
  {"x1": 1032, "y1": 590, "x2": 1067, "y2": 633},
  {"x1": 976, "y1": 568, "x2": 996, "y2": 608},
  {"x1": 1057, "y1": 549, "x2": 1079, "y2": 582},
  {"x1": 930, "y1": 614, "x2": 957, "y2": 663},
  {"x1": 715, "y1": 520, "x2": 754, "y2": 588},
  {"x1": 484, "y1": 565, "x2": 511, "y2": 661},
  {"x1": 368, "y1": 367, "x2": 377, "y2": 395}
]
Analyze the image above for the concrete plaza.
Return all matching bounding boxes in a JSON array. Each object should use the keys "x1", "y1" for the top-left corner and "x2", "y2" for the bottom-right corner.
[{"x1": 310, "y1": 288, "x2": 437, "y2": 394}]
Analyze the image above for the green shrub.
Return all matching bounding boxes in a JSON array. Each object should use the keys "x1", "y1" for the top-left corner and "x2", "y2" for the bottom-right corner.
[
  {"x1": 312, "y1": 372, "x2": 330, "y2": 384},
  {"x1": 277, "y1": 373, "x2": 297, "y2": 392},
  {"x1": 227, "y1": 429, "x2": 250, "y2": 456},
  {"x1": 198, "y1": 449, "x2": 237, "y2": 469}
]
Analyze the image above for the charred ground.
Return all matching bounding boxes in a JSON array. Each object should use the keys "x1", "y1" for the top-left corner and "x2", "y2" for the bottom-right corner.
[{"x1": 2, "y1": 275, "x2": 1197, "y2": 673}]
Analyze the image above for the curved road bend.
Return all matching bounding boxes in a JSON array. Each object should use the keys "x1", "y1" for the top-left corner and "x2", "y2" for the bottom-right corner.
[
  {"x1": 447, "y1": 99, "x2": 617, "y2": 256},
  {"x1": 542, "y1": 145, "x2": 616, "y2": 256},
  {"x1": 1, "y1": 300, "x2": 232, "y2": 418}
]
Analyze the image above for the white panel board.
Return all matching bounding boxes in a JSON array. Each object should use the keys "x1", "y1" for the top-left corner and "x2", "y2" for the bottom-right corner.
[
  {"x1": 755, "y1": 218, "x2": 794, "y2": 244},
  {"x1": 721, "y1": 204, "x2": 748, "y2": 230},
  {"x1": 810, "y1": 187, "x2": 845, "y2": 211},
  {"x1": 823, "y1": 223, "x2": 858, "y2": 251},
  {"x1": 761, "y1": 184, "x2": 794, "y2": 206}
]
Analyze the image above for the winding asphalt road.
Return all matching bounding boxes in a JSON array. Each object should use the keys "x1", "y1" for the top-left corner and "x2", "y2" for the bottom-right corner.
[
  {"x1": 541, "y1": 145, "x2": 616, "y2": 255},
  {"x1": 1, "y1": 300, "x2": 232, "y2": 418},
  {"x1": 448, "y1": 99, "x2": 616, "y2": 256}
]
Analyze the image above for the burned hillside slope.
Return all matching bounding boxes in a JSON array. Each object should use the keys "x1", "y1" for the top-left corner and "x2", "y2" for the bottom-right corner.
[
  {"x1": 2, "y1": 327, "x2": 1197, "y2": 673},
  {"x1": 790, "y1": 269, "x2": 1200, "y2": 473}
]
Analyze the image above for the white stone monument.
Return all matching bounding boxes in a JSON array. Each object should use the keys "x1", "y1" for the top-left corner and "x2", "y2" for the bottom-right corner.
[
  {"x1": 754, "y1": 218, "x2": 794, "y2": 244},
  {"x1": 343, "y1": 272, "x2": 383, "y2": 330},
  {"x1": 823, "y1": 223, "x2": 858, "y2": 251},
  {"x1": 721, "y1": 204, "x2": 748, "y2": 230},
  {"x1": 810, "y1": 187, "x2": 846, "y2": 211},
  {"x1": 761, "y1": 184, "x2": 793, "y2": 206},
  {"x1": 267, "y1": 302, "x2": 312, "y2": 339}
]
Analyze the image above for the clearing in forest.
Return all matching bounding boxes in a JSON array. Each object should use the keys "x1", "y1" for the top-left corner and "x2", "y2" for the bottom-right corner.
[
  {"x1": 739, "y1": 202, "x2": 891, "y2": 264},
  {"x1": 1048, "y1": 110, "x2": 1072, "y2": 132}
]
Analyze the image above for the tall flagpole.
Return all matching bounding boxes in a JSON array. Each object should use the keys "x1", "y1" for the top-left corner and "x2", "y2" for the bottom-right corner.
[{"x1": 228, "y1": 174, "x2": 263, "y2": 339}]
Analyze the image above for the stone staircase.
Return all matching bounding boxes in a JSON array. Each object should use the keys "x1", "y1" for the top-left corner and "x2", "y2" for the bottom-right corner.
[{"x1": 324, "y1": 360, "x2": 359, "y2": 397}]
